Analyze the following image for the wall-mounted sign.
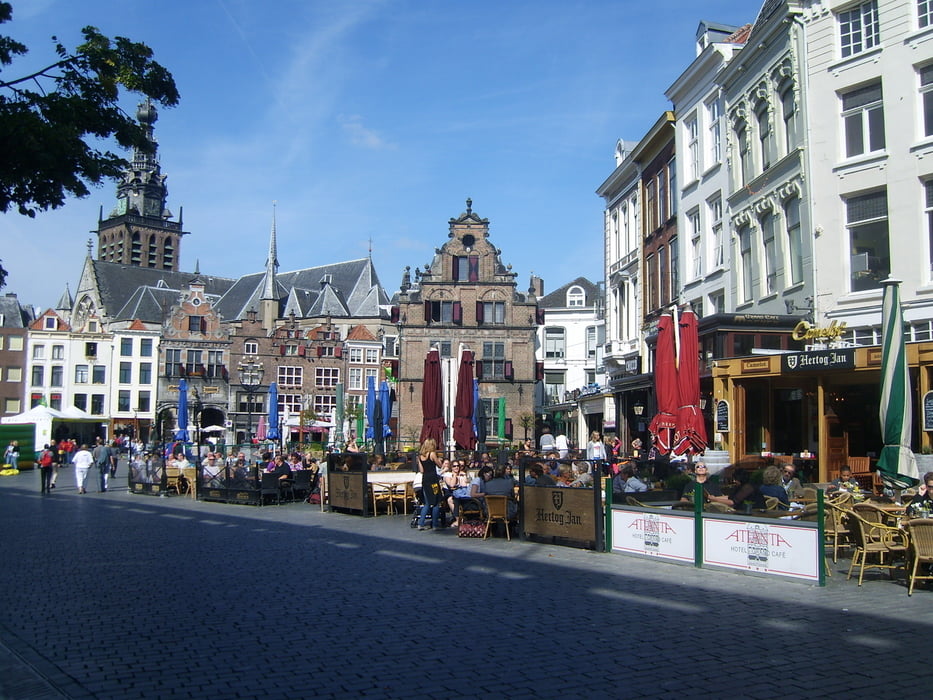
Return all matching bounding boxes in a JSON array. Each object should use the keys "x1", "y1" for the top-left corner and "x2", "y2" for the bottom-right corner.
[
  {"x1": 781, "y1": 348, "x2": 855, "y2": 372},
  {"x1": 715, "y1": 400, "x2": 730, "y2": 433},
  {"x1": 924, "y1": 391, "x2": 933, "y2": 432},
  {"x1": 791, "y1": 320, "x2": 848, "y2": 342}
]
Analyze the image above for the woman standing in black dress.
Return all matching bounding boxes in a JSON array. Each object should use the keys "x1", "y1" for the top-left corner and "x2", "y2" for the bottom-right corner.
[{"x1": 417, "y1": 438, "x2": 443, "y2": 530}]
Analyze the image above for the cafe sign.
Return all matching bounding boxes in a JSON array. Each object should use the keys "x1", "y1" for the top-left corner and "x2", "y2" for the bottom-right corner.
[
  {"x1": 781, "y1": 348, "x2": 855, "y2": 372},
  {"x1": 611, "y1": 509, "x2": 695, "y2": 562},
  {"x1": 702, "y1": 518, "x2": 820, "y2": 581},
  {"x1": 791, "y1": 320, "x2": 847, "y2": 342}
]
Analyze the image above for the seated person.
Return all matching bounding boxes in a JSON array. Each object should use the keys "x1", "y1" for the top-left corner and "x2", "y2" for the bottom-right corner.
[
  {"x1": 271, "y1": 455, "x2": 292, "y2": 481},
  {"x1": 728, "y1": 470, "x2": 758, "y2": 511},
  {"x1": 907, "y1": 471, "x2": 933, "y2": 519},
  {"x1": 484, "y1": 465, "x2": 518, "y2": 519},
  {"x1": 781, "y1": 465, "x2": 803, "y2": 500},
  {"x1": 527, "y1": 463, "x2": 556, "y2": 486},
  {"x1": 555, "y1": 463, "x2": 574, "y2": 486},
  {"x1": 829, "y1": 467, "x2": 866, "y2": 501},
  {"x1": 756, "y1": 465, "x2": 790, "y2": 510},
  {"x1": 612, "y1": 464, "x2": 648, "y2": 495},
  {"x1": 568, "y1": 461, "x2": 594, "y2": 488},
  {"x1": 681, "y1": 462, "x2": 732, "y2": 507}
]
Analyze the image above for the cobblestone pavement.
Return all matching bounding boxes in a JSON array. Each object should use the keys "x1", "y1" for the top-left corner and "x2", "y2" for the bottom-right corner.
[{"x1": 1, "y1": 465, "x2": 932, "y2": 699}]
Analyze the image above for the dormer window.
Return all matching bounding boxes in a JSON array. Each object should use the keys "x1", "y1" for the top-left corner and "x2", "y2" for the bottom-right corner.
[
  {"x1": 44, "y1": 317, "x2": 56, "y2": 330},
  {"x1": 567, "y1": 286, "x2": 585, "y2": 307}
]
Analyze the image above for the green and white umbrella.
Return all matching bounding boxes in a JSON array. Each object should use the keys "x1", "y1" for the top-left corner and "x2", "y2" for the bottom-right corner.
[{"x1": 877, "y1": 278, "x2": 919, "y2": 490}]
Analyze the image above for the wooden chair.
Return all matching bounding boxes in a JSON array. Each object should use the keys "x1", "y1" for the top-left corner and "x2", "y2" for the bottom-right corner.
[
  {"x1": 164, "y1": 466, "x2": 181, "y2": 495},
  {"x1": 848, "y1": 456, "x2": 870, "y2": 472},
  {"x1": 483, "y1": 495, "x2": 511, "y2": 541},
  {"x1": 906, "y1": 519, "x2": 933, "y2": 595},
  {"x1": 846, "y1": 508, "x2": 909, "y2": 586},
  {"x1": 370, "y1": 483, "x2": 394, "y2": 515}
]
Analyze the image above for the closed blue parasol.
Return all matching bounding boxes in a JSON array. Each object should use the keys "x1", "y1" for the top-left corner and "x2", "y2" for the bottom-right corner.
[
  {"x1": 174, "y1": 378, "x2": 190, "y2": 442},
  {"x1": 379, "y1": 380, "x2": 393, "y2": 439},
  {"x1": 267, "y1": 382, "x2": 280, "y2": 441},
  {"x1": 365, "y1": 375, "x2": 378, "y2": 440},
  {"x1": 877, "y1": 278, "x2": 919, "y2": 490}
]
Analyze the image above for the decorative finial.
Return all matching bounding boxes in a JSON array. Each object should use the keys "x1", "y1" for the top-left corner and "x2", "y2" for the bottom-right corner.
[
  {"x1": 87, "y1": 238, "x2": 93, "y2": 257},
  {"x1": 466, "y1": 197, "x2": 472, "y2": 214}
]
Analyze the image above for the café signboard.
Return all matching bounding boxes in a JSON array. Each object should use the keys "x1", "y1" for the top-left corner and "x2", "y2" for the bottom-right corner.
[
  {"x1": 702, "y1": 518, "x2": 820, "y2": 581},
  {"x1": 611, "y1": 509, "x2": 695, "y2": 562},
  {"x1": 522, "y1": 486, "x2": 600, "y2": 548},
  {"x1": 781, "y1": 348, "x2": 854, "y2": 373}
]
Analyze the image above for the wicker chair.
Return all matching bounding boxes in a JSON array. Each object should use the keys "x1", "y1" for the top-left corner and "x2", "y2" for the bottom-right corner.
[
  {"x1": 846, "y1": 508, "x2": 909, "y2": 586},
  {"x1": 906, "y1": 519, "x2": 933, "y2": 595}
]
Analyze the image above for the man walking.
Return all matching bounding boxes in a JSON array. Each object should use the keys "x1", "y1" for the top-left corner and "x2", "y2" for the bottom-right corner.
[
  {"x1": 73, "y1": 444, "x2": 93, "y2": 494},
  {"x1": 95, "y1": 440, "x2": 115, "y2": 492},
  {"x1": 37, "y1": 444, "x2": 54, "y2": 494}
]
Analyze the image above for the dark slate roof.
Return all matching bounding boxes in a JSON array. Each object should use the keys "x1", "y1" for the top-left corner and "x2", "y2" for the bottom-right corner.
[
  {"x1": 539, "y1": 277, "x2": 601, "y2": 309},
  {"x1": 0, "y1": 293, "x2": 34, "y2": 328},
  {"x1": 92, "y1": 260, "x2": 236, "y2": 322},
  {"x1": 214, "y1": 258, "x2": 389, "y2": 321}
]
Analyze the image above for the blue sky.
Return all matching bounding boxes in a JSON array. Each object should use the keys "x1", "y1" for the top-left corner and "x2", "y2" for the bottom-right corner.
[{"x1": 1, "y1": 0, "x2": 754, "y2": 312}]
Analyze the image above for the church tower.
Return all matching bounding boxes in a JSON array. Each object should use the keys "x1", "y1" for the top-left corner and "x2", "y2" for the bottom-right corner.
[{"x1": 95, "y1": 101, "x2": 187, "y2": 271}]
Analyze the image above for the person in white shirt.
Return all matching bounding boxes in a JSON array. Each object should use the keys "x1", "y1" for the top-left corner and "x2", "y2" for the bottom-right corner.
[
  {"x1": 72, "y1": 444, "x2": 94, "y2": 494},
  {"x1": 555, "y1": 433, "x2": 570, "y2": 459},
  {"x1": 586, "y1": 431, "x2": 607, "y2": 461}
]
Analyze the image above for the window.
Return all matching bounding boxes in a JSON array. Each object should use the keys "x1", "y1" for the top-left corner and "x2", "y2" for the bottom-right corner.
[
  {"x1": 479, "y1": 300, "x2": 506, "y2": 324},
  {"x1": 165, "y1": 348, "x2": 181, "y2": 377},
  {"x1": 689, "y1": 209, "x2": 702, "y2": 279},
  {"x1": 120, "y1": 338, "x2": 133, "y2": 356},
  {"x1": 244, "y1": 341, "x2": 258, "y2": 355},
  {"x1": 85, "y1": 342, "x2": 97, "y2": 358},
  {"x1": 646, "y1": 177, "x2": 658, "y2": 231},
  {"x1": 92, "y1": 365, "x2": 106, "y2": 384},
  {"x1": 349, "y1": 367, "x2": 363, "y2": 390},
  {"x1": 585, "y1": 326, "x2": 598, "y2": 359},
  {"x1": 659, "y1": 245, "x2": 669, "y2": 306},
  {"x1": 922, "y1": 0, "x2": 933, "y2": 28},
  {"x1": 711, "y1": 291, "x2": 725, "y2": 315},
  {"x1": 686, "y1": 115, "x2": 699, "y2": 180},
  {"x1": 842, "y1": 82, "x2": 885, "y2": 158},
  {"x1": 7, "y1": 335, "x2": 22, "y2": 351},
  {"x1": 119, "y1": 362, "x2": 132, "y2": 383},
  {"x1": 5, "y1": 398, "x2": 20, "y2": 413},
  {"x1": 137, "y1": 391, "x2": 151, "y2": 412},
  {"x1": 921, "y1": 65, "x2": 933, "y2": 138},
  {"x1": 237, "y1": 392, "x2": 264, "y2": 414},
  {"x1": 710, "y1": 197, "x2": 724, "y2": 268},
  {"x1": 279, "y1": 393, "x2": 303, "y2": 415},
  {"x1": 670, "y1": 237, "x2": 679, "y2": 302},
  {"x1": 846, "y1": 189, "x2": 890, "y2": 292},
  {"x1": 739, "y1": 224, "x2": 754, "y2": 303},
  {"x1": 707, "y1": 97, "x2": 722, "y2": 164},
  {"x1": 426, "y1": 300, "x2": 460, "y2": 324},
  {"x1": 32, "y1": 344, "x2": 44, "y2": 360},
  {"x1": 544, "y1": 327, "x2": 565, "y2": 359},
  {"x1": 567, "y1": 287, "x2": 585, "y2": 307},
  {"x1": 669, "y1": 158, "x2": 677, "y2": 216},
  {"x1": 365, "y1": 367, "x2": 378, "y2": 383},
  {"x1": 49, "y1": 365, "x2": 62, "y2": 388},
  {"x1": 481, "y1": 342, "x2": 506, "y2": 379},
  {"x1": 383, "y1": 335, "x2": 398, "y2": 357},
  {"x1": 544, "y1": 371, "x2": 565, "y2": 404},
  {"x1": 31, "y1": 365, "x2": 44, "y2": 387},
  {"x1": 73, "y1": 394, "x2": 87, "y2": 412},
  {"x1": 278, "y1": 366, "x2": 303, "y2": 387},
  {"x1": 365, "y1": 348, "x2": 379, "y2": 364},
  {"x1": 6, "y1": 366, "x2": 22, "y2": 382},
  {"x1": 839, "y1": 1, "x2": 879, "y2": 58},
  {"x1": 646, "y1": 254, "x2": 657, "y2": 311},
  {"x1": 926, "y1": 181, "x2": 933, "y2": 272},
  {"x1": 207, "y1": 350, "x2": 224, "y2": 378},
  {"x1": 736, "y1": 120, "x2": 752, "y2": 186},
  {"x1": 757, "y1": 102, "x2": 773, "y2": 171},
  {"x1": 283, "y1": 343, "x2": 298, "y2": 356},
  {"x1": 781, "y1": 84, "x2": 797, "y2": 152},
  {"x1": 188, "y1": 316, "x2": 204, "y2": 333},
  {"x1": 785, "y1": 197, "x2": 804, "y2": 285},
  {"x1": 658, "y1": 170, "x2": 669, "y2": 223},
  {"x1": 75, "y1": 365, "x2": 88, "y2": 383},
  {"x1": 185, "y1": 350, "x2": 203, "y2": 376},
  {"x1": 431, "y1": 340, "x2": 452, "y2": 358},
  {"x1": 348, "y1": 348, "x2": 363, "y2": 363},
  {"x1": 91, "y1": 394, "x2": 105, "y2": 415},
  {"x1": 43, "y1": 317, "x2": 55, "y2": 330},
  {"x1": 452, "y1": 255, "x2": 479, "y2": 282},
  {"x1": 140, "y1": 338, "x2": 153, "y2": 357},
  {"x1": 315, "y1": 367, "x2": 339, "y2": 388},
  {"x1": 314, "y1": 394, "x2": 336, "y2": 415},
  {"x1": 118, "y1": 390, "x2": 131, "y2": 412},
  {"x1": 139, "y1": 362, "x2": 152, "y2": 384},
  {"x1": 51, "y1": 345, "x2": 64, "y2": 360},
  {"x1": 760, "y1": 213, "x2": 778, "y2": 295}
]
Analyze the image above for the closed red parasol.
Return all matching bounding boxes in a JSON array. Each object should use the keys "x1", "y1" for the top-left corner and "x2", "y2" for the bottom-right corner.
[
  {"x1": 673, "y1": 306, "x2": 708, "y2": 455},
  {"x1": 452, "y1": 349, "x2": 476, "y2": 450},
  {"x1": 420, "y1": 348, "x2": 446, "y2": 445},
  {"x1": 648, "y1": 312, "x2": 678, "y2": 455}
]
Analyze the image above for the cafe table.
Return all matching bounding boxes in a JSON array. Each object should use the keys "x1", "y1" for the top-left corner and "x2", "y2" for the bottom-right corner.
[{"x1": 367, "y1": 472, "x2": 416, "y2": 515}]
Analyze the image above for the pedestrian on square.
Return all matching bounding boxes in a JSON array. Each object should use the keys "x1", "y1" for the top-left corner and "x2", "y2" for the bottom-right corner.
[
  {"x1": 95, "y1": 441, "x2": 115, "y2": 492},
  {"x1": 416, "y1": 438, "x2": 444, "y2": 531},
  {"x1": 554, "y1": 431, "x2": 570, "y2": 459},
  {"x1": 73, "y1": 444, "x2": 93, "y2": 494},
  {"x1": 586, "y1": 431, "x2": 607, "y2": 462},
  {"x1": 4, "y1": 441, "x2": 19, "y2": 470},
  {"x1": 37, "y1": 444, "x2": 55, "y2": 493}
]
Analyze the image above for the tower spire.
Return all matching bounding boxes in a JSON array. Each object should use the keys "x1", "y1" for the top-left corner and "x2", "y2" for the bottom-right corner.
[{"x1": 261, "y1": 201, "x2": 279, "y2": 300}]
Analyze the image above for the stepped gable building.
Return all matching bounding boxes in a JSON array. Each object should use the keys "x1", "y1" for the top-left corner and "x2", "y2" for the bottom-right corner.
[{"x1": 393, "y1": 199, "x2": 541, "y2": 449}]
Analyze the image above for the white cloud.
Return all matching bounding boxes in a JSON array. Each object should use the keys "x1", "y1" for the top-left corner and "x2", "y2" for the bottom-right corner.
[{"x1": 338, "y1": 114, "x2": 395, "y2": 151}]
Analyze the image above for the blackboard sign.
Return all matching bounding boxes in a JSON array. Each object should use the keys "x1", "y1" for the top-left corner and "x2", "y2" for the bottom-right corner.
[
  {"x1": 715, "y1": 400, "x2": 730, "y2": 433},
  {"x1": 924, "y1": 391, "x2": 933, "y2": 432}
]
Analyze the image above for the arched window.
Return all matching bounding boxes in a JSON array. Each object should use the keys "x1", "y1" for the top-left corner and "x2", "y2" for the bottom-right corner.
[{"x1": 566, "y1": 286, "x2": 585, "y2": 307}]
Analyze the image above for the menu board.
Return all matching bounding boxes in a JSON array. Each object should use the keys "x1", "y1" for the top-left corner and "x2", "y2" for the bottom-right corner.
[{"x1": 715, "y1": 399, "x2": 730, "y2": 433}]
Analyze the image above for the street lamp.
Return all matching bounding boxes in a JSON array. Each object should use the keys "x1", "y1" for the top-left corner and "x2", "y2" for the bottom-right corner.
[{"x1": 237, "y1": 360, "x2": 264, "y2": 446}]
